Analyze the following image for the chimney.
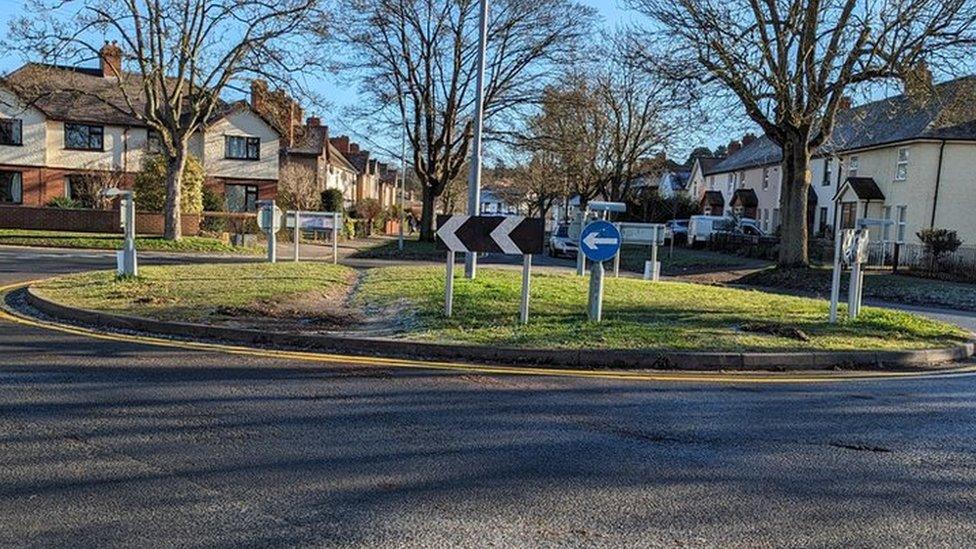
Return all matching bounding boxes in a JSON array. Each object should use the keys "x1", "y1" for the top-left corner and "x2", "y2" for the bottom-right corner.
[
  {"x1": 349, "y1": 143, "x2": 360, "y2": 154},
  {"x1": 331, "y1": 135, "x2": 350, "y2": 153},
  {"x1": 250, "y1": 80, "x2": 268, "y2": 110},
  {"x1": 307, "y1": 116, "x2": 321, "y2": 127},
  {"x1": 741, "y1": 132, "x2": 757, "y2": 147},
  {"x1": 727, "y1": 139, "x2": 742, "y2": 155},
  {"x1": 99, "y1": 41, "x2": 122, "y2": 78},
  {"x1": 904, "y1": 61, "x2": 934, "y2": 102}
]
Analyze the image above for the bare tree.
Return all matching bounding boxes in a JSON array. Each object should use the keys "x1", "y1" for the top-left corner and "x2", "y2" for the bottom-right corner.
[
  {"x1": 525, "y1": 42, "x2": 680, "y2": 210},
  {"x1": 278, "y1": 164, "x2": 321, "y2": 211},
  {"x1": 631, "y1": 0, "x2": 976, "y2": 266},
  {"x1": 332, "y1": 0, "x2": 594, "y2": 241},
  {"x1": 9, "y1": 0, "x2": 322, "y2": 239}
]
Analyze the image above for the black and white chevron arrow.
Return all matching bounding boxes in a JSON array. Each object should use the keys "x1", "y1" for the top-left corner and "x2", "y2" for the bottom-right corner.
[{"x1": 436, "y1": 214, "x2": 545, "y2": 255}]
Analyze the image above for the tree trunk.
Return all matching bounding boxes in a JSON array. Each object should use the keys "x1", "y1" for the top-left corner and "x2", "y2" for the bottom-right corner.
[
  {"x1": 778, "y1": 137, "x2": 811, "y2": 267},
  {"x1": 419, "y1": 186, "x2": 437, "y2": 242},
  {"x1": 163, "y1": 149, "x2": 188, "y2": 241}
]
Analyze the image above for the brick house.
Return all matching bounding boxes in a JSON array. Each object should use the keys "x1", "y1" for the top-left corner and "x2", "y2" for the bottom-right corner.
[{"x1": 0, "y1": 44, "x2": 281, "y2": 211}]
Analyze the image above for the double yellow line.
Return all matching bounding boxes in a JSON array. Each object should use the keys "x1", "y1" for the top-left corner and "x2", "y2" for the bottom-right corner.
[{"x1": 3, "y1": 280, "x2": 975, "y2": 384}]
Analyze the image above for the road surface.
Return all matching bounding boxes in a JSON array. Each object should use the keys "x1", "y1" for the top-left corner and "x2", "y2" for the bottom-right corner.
[{"x1": 2, "y1": 247, "x2": 976, "y2": 547}]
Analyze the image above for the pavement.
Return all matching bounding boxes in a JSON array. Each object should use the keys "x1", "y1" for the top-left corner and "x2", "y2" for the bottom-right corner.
[{"x1": 4, "y1": 247, "x2": 976, "y2": 546}]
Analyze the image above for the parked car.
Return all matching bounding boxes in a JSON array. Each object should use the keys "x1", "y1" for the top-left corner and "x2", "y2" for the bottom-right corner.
[
  {"x1": 548, "y1": 224, "x2": 578, "y2": 258},
  {"x1": 664, "y1": 219, "x2": 689, "y2": 244},
  {"x1": 687, "y1": 215, "x2": 765, "y2": 246}
]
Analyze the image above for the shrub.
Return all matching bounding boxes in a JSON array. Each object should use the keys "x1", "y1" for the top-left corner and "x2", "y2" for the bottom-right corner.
[
  {"x1": 47, "y1": 196, "x2": 81, "y2": 209},
  {"x1": 134, "y1": 154, "x2": 204, "y2": 214},
  {"x1": 355, "y1": 198, "x2": 383, "y2": 236},
  {"x1": 277, "y1": 164, "x2": 320, "y2": 211},
  {"x1": 202, "y1": 185, "x2": 223, "y2": 212},
  {"x1": 917, "y1": 228, "x2": 963, "y2": 265},
  {"x1": 321, "y1": 188, "x2": 344, "y2": 213}
]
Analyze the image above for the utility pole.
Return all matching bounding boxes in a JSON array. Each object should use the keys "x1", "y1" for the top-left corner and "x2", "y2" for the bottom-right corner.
[
  {"x1": 398, "y1": 110, "x2": 408, "y2": 252},
  {"x1": 464, "y1": 0, "x2": 489, "y2": 280}
]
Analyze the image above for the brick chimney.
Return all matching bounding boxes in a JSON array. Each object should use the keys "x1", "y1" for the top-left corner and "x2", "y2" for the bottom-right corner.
[
  {"x1": 99, "y1": 41, "x2": 122, "y2": 78},
  {"x1": 307, "y1": 116, "x2": 321, "y2": 127},
  {"x1": 331, "y1": 135, "x2": 350, "y2": 153},
  {"x1": 741, "y1": 132, "x2": 757, "y2": 147},
  {"x1": 250, "y1": 80, "x2": 268, "y2": 110},
  {"x1": 349, "y1": 143, "x2": 360, "y2": 154},
  {"x1": 727, "y1": 139, "x2": 742, "y2": 155}
]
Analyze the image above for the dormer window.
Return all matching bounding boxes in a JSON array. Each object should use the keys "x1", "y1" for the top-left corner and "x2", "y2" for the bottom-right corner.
[
  {"x1": 225, "y1": 135, "x2": 260, "y2": 160},
  {"x1": 0, "y1": 118, "x2": 23, "y2": 146},
  {"x1": 64, "y1": 123, "x2": 104, "y2": 151}
]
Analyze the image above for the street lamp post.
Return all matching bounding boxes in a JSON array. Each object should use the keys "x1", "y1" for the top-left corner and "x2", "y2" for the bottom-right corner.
[
  {"x1": 398, "y1": 112, "x2": 408, "y2": 252},
  {"x1": 464, "y1": 0, "x2": 489, "y2": 280}
]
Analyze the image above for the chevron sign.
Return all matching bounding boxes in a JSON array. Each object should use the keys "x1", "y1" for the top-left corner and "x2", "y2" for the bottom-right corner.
[{"x1": 436, "y1": 215, "x2": 545, "y2": 254}]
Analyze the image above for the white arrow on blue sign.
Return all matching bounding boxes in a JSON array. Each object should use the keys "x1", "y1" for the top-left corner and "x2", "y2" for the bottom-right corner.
[{"x1": 579, "y1": 220, "x2": 621, "y2": 262}]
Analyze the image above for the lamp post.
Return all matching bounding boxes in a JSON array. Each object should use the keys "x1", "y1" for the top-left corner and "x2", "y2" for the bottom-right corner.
[
  {"x1": 398, "y1": 111, "x2": 408, "y2": 252},
  {"x1": 463, "y1": 0, "x2": 489, "y2": 280},
  {"x1": 102, "y1": 188, "x2": 137, "y2": 277}
]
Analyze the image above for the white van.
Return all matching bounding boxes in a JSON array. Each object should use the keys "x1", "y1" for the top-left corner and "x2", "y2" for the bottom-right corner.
[{"x1": 687, "y1": 215, "x2": 764, "y2": 246}]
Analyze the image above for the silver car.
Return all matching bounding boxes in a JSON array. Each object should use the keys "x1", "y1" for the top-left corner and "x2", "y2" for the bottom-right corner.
[{"x1": 548, "y1": 225, "x2": 578, "y2": 258}]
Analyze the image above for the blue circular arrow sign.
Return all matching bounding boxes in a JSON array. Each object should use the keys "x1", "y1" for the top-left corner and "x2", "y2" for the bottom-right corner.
[{"x1": 579, "y1": 220, "x2": 621, "y2": 262}]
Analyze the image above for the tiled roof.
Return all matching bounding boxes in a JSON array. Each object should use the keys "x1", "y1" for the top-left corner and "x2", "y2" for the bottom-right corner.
[
  {"x1": 709, "y1": 75, "x2": 976, "y2": 175},
  {"x1": 731, "y1": 188, "x2": 758, "y2": 208}
]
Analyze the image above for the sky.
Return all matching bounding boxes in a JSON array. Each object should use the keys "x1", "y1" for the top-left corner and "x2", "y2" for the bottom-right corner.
[{"x1": 0, "y1": 0, "x2": 733, "y2": 161}]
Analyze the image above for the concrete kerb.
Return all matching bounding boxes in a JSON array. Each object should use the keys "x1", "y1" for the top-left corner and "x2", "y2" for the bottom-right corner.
[{"x1": 23, "y1": 286, "x2": 976, "y2": 372}]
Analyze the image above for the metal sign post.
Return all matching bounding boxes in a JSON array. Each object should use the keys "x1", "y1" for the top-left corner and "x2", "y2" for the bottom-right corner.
[
  {"x1": 437, "y1": 214, "x2": 545, "y2": 320},
  {"x1": 333, "y1": 212, "x2": 340, "y2": 265},
  {"x1": 617, "y1": 222, "x2": 664, "y2": 282},
  {"x1": 580, "y1": 220, "x2": 621, "y2": 322},
  {"x1": 256, "y1": 200, "x2": 281, "y2": 264},
  {"x1": 293, "y1": 210, "x2": 301, "y2": 262},
  {"x1": 848, "y1": 228, "x2": 870, "y2": 319},
  {"x1": 102, "y1": 188, "x2": 137, "y2": 277}
]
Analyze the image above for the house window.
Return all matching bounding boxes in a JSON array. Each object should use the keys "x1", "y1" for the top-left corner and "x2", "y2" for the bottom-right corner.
[
  {"x1": 848, "y1": 155, "x2": 859, "y2": 177},
  {"x1": 224, "y1": 184, "x2": 258, "y2": 212},
  {"x1": 762, "y1": 167, "x2": 769, "y2": 190},
  {"x1": 822, "y1": 157, "x2": 832, "y2": 186},
  {"x1": 64, "y1": 123, "x2": 104, "y2": 151},
  {"x1": 0, "y1": 171, "x2": 23, "y2": 203},
  {"x1": 0, "y1": 118, "x2": 23, "y2": 146},
  {"x1": 65, "y1": 174, "x2": 85, "y2": 201},
  {"x1": 819, "y1": 206, "x2": 828, "y2": 235},
  {"x1": 840, "y1": 202, "x2": 857, "y2": 229},
  {"x1": 708, "y1": 176, "x2": 714, "y2": 190},
  {"x1": 895, "y1": 147, "x2": 909, "y2": 181},
  {"x1": 727, "y1": 173, "x2": 734, "y2": 193},
  {"x1": 225, "y1": 136, "x2": 260, "y2": 160},
  {"x1": 896, "y1": 205, "x2": 907, "y2": 243},
  {"x1": 147, "y1": 130, "x2": 164, "y2": 154}
]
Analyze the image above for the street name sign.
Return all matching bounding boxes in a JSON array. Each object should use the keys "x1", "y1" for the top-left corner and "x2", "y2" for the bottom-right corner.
[
  {"x1": 579, "y1": 221, "x2": 621, "y2": 263},
  {"x1": 436, "y1": 215, "x2": 545, "y2": 254}
]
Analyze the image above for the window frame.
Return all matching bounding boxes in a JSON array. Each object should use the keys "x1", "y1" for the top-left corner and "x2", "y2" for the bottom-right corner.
[
  {"x1": 224, "y1": 183, "x2": 259, "y2": 212},
  {"x1": 762, "y1": 167, "x2": 769, "y2": 190},
  {"x1": 848, "y1": 155, "x2": 859, "y2": 177},
  {"x1": 0, "y1": 118, "x2": 23, "y2": 146},
  {"x1": 146, "y1": 129, "x2": 164, "y2": 154},
  {"x1": 894, "y1": 147, "x2": 909, "y2": 181},
  {"x1": 822, "y1": 157, "x2": 832, "y2": 186},
  {"x1": 0, "y1": 170, "x2": 24, "y2": 204},
  {"x1": 63, "y1": 123, "x2": 105, "y2": 151},
  {"x1": 896, "y1": 205, "x2": 908, "y2": 243},
  {"x1": 224, "y1": 135, "x2": 261, "y2": 161}
]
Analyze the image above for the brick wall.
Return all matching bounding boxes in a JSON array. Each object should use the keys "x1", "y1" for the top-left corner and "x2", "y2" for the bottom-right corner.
[{"x1": 0, "y1": 205, "x2": 200, "y2": 235}]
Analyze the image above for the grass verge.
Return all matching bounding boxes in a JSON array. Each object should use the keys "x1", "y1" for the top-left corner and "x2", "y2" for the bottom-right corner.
[
  {"x1": 353, "y1": 266, "x2": 966, "y2": 351},
  {"x1": 32, "y1": 263, "x2": 356, "y2": 323},
  {"x1": 0, "y1": 229, "x2": 263, "y2": 255},
  {"x1": 32, "y1": 263, "x2": 968, "y2": 352},
  {"x1": 738, "y1": 267, "x2": 976, "y2": 312}
]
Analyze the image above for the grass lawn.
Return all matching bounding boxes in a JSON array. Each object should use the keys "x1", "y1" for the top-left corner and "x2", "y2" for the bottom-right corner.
[
  {"x1": 354, "y1": 266, "x2": 966, "y2": 351},
  {"x1": 0, "y1": 229, "x2": 263, "y2": 255},
  {"x1": 32, "y1": 263, "x2": 356, "y2": 322},
  {"x1": 618, "y1": 244, "x2": 767, "y2": 275},
  {"x1": 738, "y1": 267, "x2": 976, "y2": 312},
  {"x1": 32, "y1": 264, "x2": 968, "y2": 351},
  {"x1": 349, "y1": 236, "x2": 443, "y2": 261}
]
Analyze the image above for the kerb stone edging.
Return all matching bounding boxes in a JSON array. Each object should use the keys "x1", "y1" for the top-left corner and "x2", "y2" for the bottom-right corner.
[{"x1": 24, "y1": 287, "x2": 975, "y2": 372}]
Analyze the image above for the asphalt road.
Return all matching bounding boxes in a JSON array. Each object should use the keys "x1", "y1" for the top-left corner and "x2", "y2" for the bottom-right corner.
[{"x1": 3, "y1": 247, "x2": 976, "y2": 547}]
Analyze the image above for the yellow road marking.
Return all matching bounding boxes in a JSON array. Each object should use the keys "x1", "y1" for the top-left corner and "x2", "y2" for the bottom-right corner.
[{"x1": 3, "y1": 280, "x2": 975, "y2": 384}]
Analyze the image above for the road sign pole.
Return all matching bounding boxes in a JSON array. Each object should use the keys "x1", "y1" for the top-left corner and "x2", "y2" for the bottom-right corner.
[
  {"x1": 122, "y1": 194, "x2": 137, "y2": 277},
  {"x1": 612, "y1": 249, "x2": 620, "y2": 278},
  {"x1": 463, "y1": 0, "x2": 490, "y2": 280},
  {"x1": 647, "y1": 226, "x2": 660, "y2": 282},
  {"x1": 828, "y1": 217, "x2": 843, "y2": 323},
  {"x1": 398, "y1": 111, "x2": 407, "y2": 252},
  {"x1": 520, "y1": 254, "x2": 531, "y2": 324},
  {"x1": 588, "y1": 260, "x2": 604, "y2": 322},
  {"x1": 333, "y1": 212, "x2": 340, "y2": 265},
  {"x1": 293, "y1": 211, "x2": 300, "y2": 263},
  {"x1": 445, "y1": 251, "x2": 455, "y2": 317},
  {"x1": 848, "y1": 259, "x2": 860, "y2": 320}
]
